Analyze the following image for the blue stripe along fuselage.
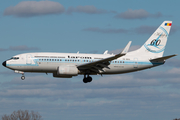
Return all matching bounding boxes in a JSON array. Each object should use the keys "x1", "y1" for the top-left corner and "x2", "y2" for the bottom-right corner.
[{"x1": 6, "y1": 58, "x2": 164, "y2": 67}]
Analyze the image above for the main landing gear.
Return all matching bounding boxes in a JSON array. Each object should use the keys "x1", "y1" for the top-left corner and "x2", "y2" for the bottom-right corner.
[{"x1": 83, "y1": 74, "x2": 92, "y2": 83}]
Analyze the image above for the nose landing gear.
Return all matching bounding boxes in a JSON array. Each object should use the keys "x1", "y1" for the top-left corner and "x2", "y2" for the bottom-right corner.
[
  {"x1": 21, "y1": 73, "x2": 25, "y2": 80},
  {"x1": 21, "y1": 75, "x2": 25, "y2": 80},
  {"x1": 83, "y1": 74, "x2": 92, "y2": 83},
  {"x1": 14, "y1": 70, "x2": 25, "y2": 80}
]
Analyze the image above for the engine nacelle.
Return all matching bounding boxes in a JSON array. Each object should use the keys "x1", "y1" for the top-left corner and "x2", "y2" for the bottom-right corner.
[
  {"x1": 53, "y1": 65, "x2": 78, "y2": 78},
  {"x1": 53, "y1": 73, "x2": 73, "y2": 78}
]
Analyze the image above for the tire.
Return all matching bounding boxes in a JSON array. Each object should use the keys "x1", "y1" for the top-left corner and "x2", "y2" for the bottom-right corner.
[
  {"x1": 87, "y1": 76, "x2": 92, "y2": 82},
  {"x1": 83, "y1": 78, "x2": 88, "y2": 83},
  {"x1": 21, "y1": 76, "x2": 25, "y2": 80}
]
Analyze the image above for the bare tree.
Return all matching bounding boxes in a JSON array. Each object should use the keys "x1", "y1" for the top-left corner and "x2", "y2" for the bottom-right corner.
[
  {"x1": 174, "y1": 118, "x2": 180, "y2": 120},
  {"x1": 1, "y1": 110, "x2": 42, "y2": 120}
]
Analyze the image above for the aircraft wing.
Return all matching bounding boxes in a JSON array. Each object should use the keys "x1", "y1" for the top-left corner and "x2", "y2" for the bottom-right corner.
[{"x1": 77, "y1": 41, "x2": 131, "y2": 73}]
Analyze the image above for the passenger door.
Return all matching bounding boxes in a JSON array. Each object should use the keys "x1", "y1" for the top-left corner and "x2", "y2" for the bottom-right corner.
[{"x1": 26, "y1": 54, "x2": 32, "y2": 64}]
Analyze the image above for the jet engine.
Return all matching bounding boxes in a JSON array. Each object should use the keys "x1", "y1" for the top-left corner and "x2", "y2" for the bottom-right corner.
[{"x1": 53, "y1": 65, "x2": 79, "y2": 78}]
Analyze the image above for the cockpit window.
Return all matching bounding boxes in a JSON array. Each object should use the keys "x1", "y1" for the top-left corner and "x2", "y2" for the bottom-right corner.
[{"x1": 10, "y1": 57, "x2": 19, "y2": 60}]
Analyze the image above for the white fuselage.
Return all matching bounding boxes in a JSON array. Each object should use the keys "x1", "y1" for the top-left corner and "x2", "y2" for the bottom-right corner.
[{"x1": 5, "y1": 51, "x2": 163, "y2": 75}]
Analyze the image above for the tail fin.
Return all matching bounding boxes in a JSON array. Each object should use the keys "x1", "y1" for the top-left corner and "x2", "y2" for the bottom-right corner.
[{"x1": 137, "y1": 21, "x2": 172, "y2": 58}]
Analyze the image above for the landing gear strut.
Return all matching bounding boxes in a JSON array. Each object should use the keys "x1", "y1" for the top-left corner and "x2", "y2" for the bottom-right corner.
[
  {"x1": 14, "y1": 70, "x2": 25, "y2": 80},
  {"x1": 83, "y1": 74, "x2": 92, "y2": 83}
]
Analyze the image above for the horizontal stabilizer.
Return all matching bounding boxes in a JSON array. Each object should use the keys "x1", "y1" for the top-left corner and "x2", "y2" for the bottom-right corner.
[{"x1": 150, "y1": 54, "x2": 177, "y2": 62}]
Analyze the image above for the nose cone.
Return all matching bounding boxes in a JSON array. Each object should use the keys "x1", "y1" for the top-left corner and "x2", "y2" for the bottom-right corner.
[{"x1": 2, "y1": 61, "x2": 6, "y2": 67}]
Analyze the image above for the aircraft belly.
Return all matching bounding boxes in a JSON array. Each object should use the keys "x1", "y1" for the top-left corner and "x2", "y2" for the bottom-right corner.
[
  {"x1": 104, "y1": 64, "x2": 133, "y2": 74},
  {"x1": 103, "y1": 64, "x2": 153, "y2": 74}
]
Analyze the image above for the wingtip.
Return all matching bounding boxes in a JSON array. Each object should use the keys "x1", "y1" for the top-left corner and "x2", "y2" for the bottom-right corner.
[{"x1": 121, "y1": 41, "x2": 132, "y2": 54}]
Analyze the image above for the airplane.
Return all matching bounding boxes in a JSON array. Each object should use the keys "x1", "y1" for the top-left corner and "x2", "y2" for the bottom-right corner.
[{"x1": 2, "y1": 21, "x2": 177, "y2": 83}]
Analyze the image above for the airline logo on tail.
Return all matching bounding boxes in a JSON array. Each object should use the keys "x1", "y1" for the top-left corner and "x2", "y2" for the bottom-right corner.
[
  {"x1": 144, "y1": 22, "x2": 171, "y2": 53},
  {"x1": 144, "y1": 34, "x2": 165, "y2": 53},
  {"x1": 148, "y1": 34, "x2": 162, "y2": 49}
]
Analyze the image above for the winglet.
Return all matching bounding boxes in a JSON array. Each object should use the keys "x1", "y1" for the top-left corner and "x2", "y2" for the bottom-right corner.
[
  {"x1": 103, "y1": 50, "x2": 108, "y2": 55},
  {"x1": 121, "y1": 41, "x2": 132, "y2": 54}
]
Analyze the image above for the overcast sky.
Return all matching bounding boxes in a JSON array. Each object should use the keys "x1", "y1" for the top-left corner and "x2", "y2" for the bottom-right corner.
[{"x1": 0, "y1": 0, "x2": 180, "y2": 120}]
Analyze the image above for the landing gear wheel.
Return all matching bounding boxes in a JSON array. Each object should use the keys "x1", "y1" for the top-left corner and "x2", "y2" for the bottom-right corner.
[
  {"x1": 21, "y1": 76, "x2": 25, "y2": 80},
  {"x1": 83, "y1": 78, "x2": 88, "y2": 83},
  {"x1": 83, "y1": 75, "x2": 93, "y2": 83},
  {"x1": 87, "y1": 76, "x2": 92, "y2": 82}
]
